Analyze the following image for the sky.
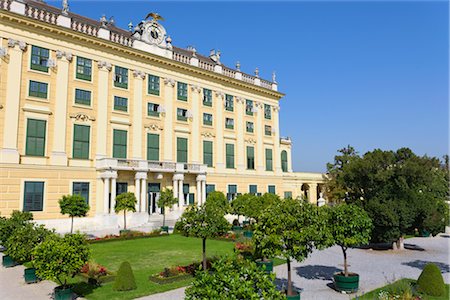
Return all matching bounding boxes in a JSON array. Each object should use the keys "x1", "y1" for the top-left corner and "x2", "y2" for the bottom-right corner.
[{"x1": 48, "y1": 0, "x2": 449, "y2": 172}]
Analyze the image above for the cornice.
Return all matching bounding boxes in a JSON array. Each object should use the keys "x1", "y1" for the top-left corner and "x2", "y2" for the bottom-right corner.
[{"x1": 0, "y1": 10, "x2": 284, "y2": 99}]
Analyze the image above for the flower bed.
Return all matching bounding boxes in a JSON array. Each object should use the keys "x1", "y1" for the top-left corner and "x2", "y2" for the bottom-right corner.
[
  {"x1": 79, "y1": 262, "x2": 115, "y2": 285},
  {"x1": 88, "y1": 230, "x2": 164, "y2": 244},
  {"x1": 212, "y1": 232, "x2": 241, "y2": 242}
]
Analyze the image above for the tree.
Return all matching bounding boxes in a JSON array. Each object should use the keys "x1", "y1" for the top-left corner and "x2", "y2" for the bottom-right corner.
[
  {"x1": 204, "y1": 191, "x2": 229, "y2": 215},
  {"x1": 329, "y1": 204, "x2": 372, "y2": 276},
  {"x1": 5, "y1": 223, "x2": 54, "y2": 264},
  {"x1": 59, "y1": 194, "x2": 90, "y2": 233},
  {"x1": 175, "y1": 192, "x2": 230, "y2": 270},
  {"x1": 185, "y1": 255, "x2": 284, "y2": 300},
  {"x1": 253, "y1": 198, "x2": 331, "y2": 296},
  {"x1": 0, "y1": 210, "x2": 33, "y2": 245},
  {"x1": 114, "y1": 192, "x2": 137, "y2": 230},
  {"x1": 326, "y1": 147, "x2": 449, "y2": 243},
  {"x1": 247, "y1": 193, "x2": 279, "y2": 223},
  {"x1": 33, "y1": 233, "x2": 90, "y2": 288},
  {"x1": 230, "y1": 194, "x2": 249, "y2": 222},
  {"x1": 157, "y1": 188, "x2": 178, "y2": 227}
]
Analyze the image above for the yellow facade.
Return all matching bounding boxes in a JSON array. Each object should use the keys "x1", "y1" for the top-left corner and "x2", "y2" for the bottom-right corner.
[{"x1": 0, "y1": 1, "x2": 325, "y2": 230}]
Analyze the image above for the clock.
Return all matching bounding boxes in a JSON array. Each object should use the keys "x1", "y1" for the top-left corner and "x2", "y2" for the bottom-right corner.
[{"x1": 147, "y1": 24, "x2": 164, "y2": 45}]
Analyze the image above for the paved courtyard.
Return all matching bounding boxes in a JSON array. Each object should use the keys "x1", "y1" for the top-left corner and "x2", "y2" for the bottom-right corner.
[{"x1": 1, "y1": 235, "x2": 449, "y2": 300}]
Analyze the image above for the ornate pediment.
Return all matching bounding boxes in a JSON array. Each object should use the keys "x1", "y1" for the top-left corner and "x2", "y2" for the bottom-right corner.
[
  {"x1": 145, "y1": 123, "x2": 163, "y2": 131},
  {"x1": 245, "y1": 138, "x2": 257, "y2": 144},
  {"x1": 201, "y1": 132, "x2": 215, "y2": 138},
  {"x1": 70, "y1": 113, "x2": 95, "y2": 122}
]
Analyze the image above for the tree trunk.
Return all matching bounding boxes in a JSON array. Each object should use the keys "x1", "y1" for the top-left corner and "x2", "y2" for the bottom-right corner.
[
  {"x1": 396, "y1": 237, "x2": 404, "y2": 250},
  {"x1": 70, "y1": 216, "x2": 74, "y2": 233},
  {"x1": 342, "y1": 246, "x2": 348, "y2": 277},
  {"x1": 162, "y1": 211, "x2": 166, "y2": 227},
  {"x1": 124, "y1": 211, "x2": 127, "y2": 230},
  {"x1": 287, "y1": 258, "x2": 293, "y2": 296},
  {"x1": 202, "y1": 238, "x2": 207, "y2": 270}
]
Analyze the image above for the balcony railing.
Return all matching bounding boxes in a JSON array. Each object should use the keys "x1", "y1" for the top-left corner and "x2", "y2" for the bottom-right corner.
[{"x1": 96, "y1": 158, "x2": 207, "y2": 174}]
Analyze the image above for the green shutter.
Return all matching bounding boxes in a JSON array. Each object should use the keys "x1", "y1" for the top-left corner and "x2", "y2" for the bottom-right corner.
[
  {"x1": 203, "y1": 141, "x2": 213, "y2": 167},
  {"x1": 265, "y1": 148, "x2": 273, "y2": 171},
  {"x1": 73, "y1": 182, "x2": 89, "y2": 204},
  {"x1": 177, "y1": 137, "x2": 188, "y2": 163},
  {"x1": 226, "y1": 144, "x2": 234, "y2": 169},
  {"x1": 23, "y1": 182, "x2": 44, "y2": 212},
  {"x1": 228, "y1": 185, "x2": 237, "y2": 194},
  {"x1": 73, "y1": 125, "x2": 90, "y2": 159},
  {"x1": 113, "y1": 129, "x2": 127, "y2": 158},
  {"x1": 268, "y1": 185, "x2": 276, "y2": 194},
  {"x1": 247, "y1": 146, "x2": 255, "y2": 169},
  {"x1": 183, "y1": 184, "x2": 190, "y2": 194},
  {"x1": 147, "y1": 133, "x2": 159, "y2": 161},
  {"x1": 249, "y1": 185, "x2": 257, "y2": 194},
  {"x1": 148, "y1": 75, "x2": 160, "y2": 95},
  {"x1": 26, "y1": 119, "x2": 46, "y2": 156},
  {"x1": 281, "y1": 150, "x2": 288, "y2": 172},
  {"x1": 284, "y1": 191, "x2": 292, "y2": 199}
]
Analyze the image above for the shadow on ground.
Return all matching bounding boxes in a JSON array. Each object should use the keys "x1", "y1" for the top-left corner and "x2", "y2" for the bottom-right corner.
[
  {"x1": 404, "y1": 243, "x2": 425, "y2": 251},
  {"x1": 275, "y1": 278, "x2": 302, "y2": 294},
  {"x1": 295, "y1": 265, "x2": 342, "y2": 281},
  {"x1": 402, "y1": 260, "x2": 450, "y2": 273}
]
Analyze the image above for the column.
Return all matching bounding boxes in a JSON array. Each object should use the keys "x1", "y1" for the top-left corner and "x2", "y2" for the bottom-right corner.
[
  {"x1": 140, "y1": 174, "x2": 148, "y2": 213},
  {"x1": 173, "y1": 178, "x2": 178, "y2": 206},
  {"x1": 255, "y1": 102, "x2": 264, "y2": 173},
  {"x1": 110, "y1": 176, "x2": 117, "y2": 213},
  {"x1": 0, "y1": 40, "x2": 26, "y2": 163},
  {"x1": 196, "y1": 174, "x2": 206, "y2": 205},
  {"x1": 235, "y1": 97, "x2": 245, "y2": 171},
  {"x1": 196, "y1": 179, "x2": 202, "y2": 206},
  {"x1": 214, "y1": 91, "x2": 225, "y2": 170},
  {"x1": 163, "y1": 78, "x2": 175, "y2": 161},
  {"x1": 96, "y1": 61, "x2": 112, "y2": 159},
  {"x1": 273, "y1": 106, "x2": 282, "y2": 174},
  {"x1": 178, "y1": 178, "x2": 184, "y2": 207},
  {"x1": 134, "y1": 176, "x2": 141, "y2": 212},
  {"x1": 309, "y1": 183, "x2": 318, "y2": 204},
  {"x1": 190, "y1": 85, "x2": 201, "y2": 164},
  {"x1": 50, "y1": 51, "x2": 72, "y2": 166},
  {"x1": 132, "y1": 70, "x2": 145, "y2": 159},
  {"x1": 201, "y1": 180, "x2": 207, "y2": 204},
  {"x1": 103, "y1": 177, "x2": 110, "y2": 214}
]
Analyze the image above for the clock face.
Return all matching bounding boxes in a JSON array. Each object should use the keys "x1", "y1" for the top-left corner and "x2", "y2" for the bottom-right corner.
[{"x1": 147, "y1": 25, "x2": 164, "y2": 44}]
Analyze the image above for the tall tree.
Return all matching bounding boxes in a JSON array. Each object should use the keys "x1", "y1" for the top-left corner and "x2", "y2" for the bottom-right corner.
[
  {"x1": 59, "y1": 194, "x2": 90, "y2": 233},
  {"x1": 114, "y1": 192, "x2": 137, "y2": 230},
  {"x1": 157, "y1": 188, "x2": 178, "y2": 227}
]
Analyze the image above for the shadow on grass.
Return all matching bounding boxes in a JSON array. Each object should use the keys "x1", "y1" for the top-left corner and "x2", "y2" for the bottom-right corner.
[
  {"x1": 72, "y1": 281, "x2": 99, "y2": 297},
  {"x1": 295, "y1": 265, "x2": 342, "y2": 281},
  {"x1": 402, "y1": 260, "x2": 450, "y2": 273}
]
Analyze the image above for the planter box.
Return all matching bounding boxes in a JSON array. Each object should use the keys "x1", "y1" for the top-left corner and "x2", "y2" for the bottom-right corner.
[
  {"x1": 286, "y1": 292, "x2": 301, "y2": 300},
  {"x1": 24, "y1": 267, "x2": 39, "y2": 283},
  {"x1": 256, "y1": 259, "x2": 273, "y2": 273},
  {"x1": 119, "y1": 229, "x2": 131, "y2": 235},
  {"x1": 243, "y1": 231, "x2": 253, "y2": 238},
  {"x1": 161, "y1": 226, "x2": 169, "y2": 233},
  {"x1": 333, "y1": 272, "x2": 359, "y2": 293},
  {"x1": 232, "y1": 226, "x2": 243, "y2": 231},
  {"x1": 243, "y1": 221, "x2": 250, "y2": 225},
  {"x1": 2, "y1": 255, "x2": 16, "y2": 268},
  {"x1": 149, "y1": 273, "x2": 192, "y2": 284},
  {"x1": 54, "y1": 286, "x2": 73, "y2": 300}
]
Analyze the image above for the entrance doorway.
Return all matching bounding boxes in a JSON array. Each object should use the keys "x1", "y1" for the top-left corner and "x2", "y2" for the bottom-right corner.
[{"x1": 148, "y1": 183, "x2": 161, "y2": 214}]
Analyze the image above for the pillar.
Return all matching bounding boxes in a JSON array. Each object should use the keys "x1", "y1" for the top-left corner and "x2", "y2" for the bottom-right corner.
[
  {"x1": 201, "y1": 180, "x2": 207, "y2": 204},
  {"x1": 103, "y1": 177, "x2": 110, "y2": 214},
  {"x1": 196, "y1": 174, "x2": 206, "y2": 205},
  {"x1": 190, "y1": 85, "x2": 201, "y2": 164},
  {"x1": 140, "y1": 174, "x2": 148, "y2": 213},
  {"x1": 235, "y1": 97, "x2": 245, "y2": 171},
  {"x1": 0, "y1": 39, "x2": 26, "y2": 163},
  {"x1": 178, "y1": 178, "x2": 184, "y2": 207},
  {"x1": 96, "y1": 61, "x2": 112, "y2": 159},
  {"x1": 132, "y1": 70, "x2": 145, "y2": 159},
  {"x1": 255, "y1": 102, "x2": 264, "y2": 173},
  {"x1": 50, "y1": 51, "x2": 72, "y2": 165},
  {"x1": 309, "y1": 183, "x2": 318, "y2": 204},
  {"x1": 173, "y1": 178, "x2": 178, "y2": 206},
  {"x1": 163, "y1": 78, "x2": 175, "y2": 161},
  {"x1": 134, "y1": 176, "x2": 141, "y2": 212},
  {"x1": 273, "y1": 106, "x2": 282, "y2": 174},
  {"x1": 214, "y1": 91, "x2": 225, "y2": 170},
  {"x1": 110, "y1": 176, "x2": 117, "y2": 213},
  {"x1": 196, "y1": 179, "x2": 202, "y2": 206}
]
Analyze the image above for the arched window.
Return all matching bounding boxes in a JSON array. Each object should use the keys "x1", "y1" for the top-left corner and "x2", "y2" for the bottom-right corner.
[{"x1": 281, "y1": 150, "x2": 288, "y2": 172}]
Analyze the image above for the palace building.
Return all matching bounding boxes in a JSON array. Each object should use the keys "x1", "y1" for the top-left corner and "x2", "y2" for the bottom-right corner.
[{"x1": 0, "y1": 0, "x2": 325, "y2": 231}]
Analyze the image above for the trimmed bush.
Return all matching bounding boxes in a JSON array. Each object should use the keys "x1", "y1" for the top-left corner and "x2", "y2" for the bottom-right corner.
[
  {"x1": 416, "y1": 263, "x2": 445, "y2": 296},
  {"x1": 113, "y1": 261, "x2": 137, "y2": 291}
]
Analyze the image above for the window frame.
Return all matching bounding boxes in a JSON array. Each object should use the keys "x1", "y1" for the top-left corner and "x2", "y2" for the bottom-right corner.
[
  {"x1": 203, "y1": 88, "x2": 212, "y2": 106},
  {"x1": 76, "y1": 56, "x2": 92, "y2": 81},
  {"x1": 73, "y1": 124, "x2": 90, "y2": 160},
  {"x1": 114, "y1": 96, "x2": 128, "y2": 112},
  {"x1": 225, "y1": 117, "x2": 234, "y2": 130},
  {"x1": 246, "y1": 121, "x2": 254, "y2": 133},
  {"x1": 265, "y1": 148, "x2": 273, "y2": 171},
  {"x1": 265, "y1": 125, "x2": 272, "y2": 136},
  {"x1": 247, "y1": 146, "x2": 255, "y2": 170},
  {"x1": 73, "y1": 182, "x2": 90, "y2": 204},
  {"x1": 177, "y1": 82, "x2": 188, "y2": 101},
  {"x1": 114, "y1": 66, "x2": 128, "y2": 89},
  {"x1": 147, "y1": 102, "x2": 160, "y2": 117},
  {"x1": 30, "y1": 45, "x2": 49, "y2": 72},
  {"x1": 147, "y1": 133, "x2": 160, "y2": 161},
  {"x1": 246, "y1": 99, "x2": 253, "y2": 116},
  {"x1": 25, "y1": 118, "x2": 46, "y2": 157},
  {"x1": 113, "y1": 129, "x2": 128, "y2": 159},
  {"x1": 225, "y1": 94, "x2": 234, "y2": 111},
  {"x1": 28, "y1": 80, "x2": 48, "y2": 99},
  {"x1": 203, "y1": 113, "x2": 213, "y2": 126},
  {"x1": 226, "y1": 143, "x2": 235, "y2": 169},
  {"x1": 203, "y1": 140, "x2": 213, "y2": 167},
  {"x1": 177, "y1": 137, "x2": 188, "y2": 163},
  {"x1": 264, "y1": 104, "x2": 272, "y2": 119},
  {"x1": 23, "y1": 181, "x2": 45, "y2": 212},
  {"x1": 177, "y1": 108, "x2": 188, "y2": 121},
  {"x1": 74, "y1": 88, "x2": 92, "y2": 106}
]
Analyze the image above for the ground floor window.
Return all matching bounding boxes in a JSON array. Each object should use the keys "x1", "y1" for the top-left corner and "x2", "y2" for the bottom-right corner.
[
  {"x1": 249, "y1": 184, "x2": 261, "y2": 196},
  {"x1": 268, "y1": 185, "x2": 276, "y2": 194},
  {"x1": 206, "y1": 184, "x2": 215, "y2": 199},
  {"x1": 73, "y1": 182, "x2": 89, "y2": 204},
  {"x1": 284, "y1": 191, "x2": 293, "y2": 199},
  {"x1": 117, "y1": 182, "x2": 128, "y2": 195},
  {"x1": 23, "y1": 181, "x2": 44, "y2": 212},
  {"x1": 227, "y1": 184, "x2": 239, "y2": 201}
]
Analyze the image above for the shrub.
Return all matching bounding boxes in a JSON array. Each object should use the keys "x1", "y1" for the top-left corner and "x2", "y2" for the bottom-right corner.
[
  {"x1": 59, "y1": 194, "x2": 90, "y2": 233},
  {"x1": 416, "y1": 263, "x2": 445, "y2": 296},
  {"x1": 113, "y1": 261, "x2": 137, "y2": 291},
  {"x1": 0, "y1": 211, "x2": 33, "y2": 245}
]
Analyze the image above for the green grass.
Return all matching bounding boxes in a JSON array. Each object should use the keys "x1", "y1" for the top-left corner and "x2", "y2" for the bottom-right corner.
[
  {"x1": 356, "y1": 278, "x2": 450, "y2": 300},
  {"x1": 70, "y1": 234, "x2": 236, "y2": 300}
]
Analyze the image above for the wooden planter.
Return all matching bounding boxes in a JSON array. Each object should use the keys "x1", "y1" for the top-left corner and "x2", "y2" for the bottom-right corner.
[
  {"x1": 255, "y1": 259, "x2": 273, "y2": 273},
  {"x1": 2, "y1": 255, "x2": 16, "y2": 268},
  {"x1": 24, "y1": 267, "x2": 39, "y2": 283},
  {"x1": 333, "y1": 272, "x2": 359, "y2": 293},
  {"x1": 54, "y1": 286, "x2": 73, "y2": 300}
]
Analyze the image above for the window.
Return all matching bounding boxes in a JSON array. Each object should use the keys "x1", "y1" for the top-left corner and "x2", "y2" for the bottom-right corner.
[
  {"x1": 148, "y1": 75, "x2": 160, "y2": 95},
  {"x1": 113, "y1": 129, "x2": 127, "y2": 159},
  {"x1": 203, "y1": 113, "x2": 213, "y2": 126},
  {"x1": 227, "y1": 185, "x2": 238, "y2": 201},
  {"x1": 73, "y1": 124, "x2": 90, "y2": 159},
  {"x1": 226, "y1": 144, "x2": 234, "y2": 169},
  {"x1": 26, "y1": 119, "x2": 46, "y2": 156},
  {"x1": 206, "y1": 184, "x2": 215, "y2": 199},
  {"x1": 23, "y1": 182, "x2": 44, "y2": 212},
  {"x1": 75, "y1": 89, "x2": 91, "y2": 106},
  {"x1": 114, "y1": 66, "x2": 128, "y2": 88},
  {"x1": 203, "y1": 141, "x2": 213, "y2": 167},
  {"x1": 30, "y1": 46, "x2": 49, "y2": 72},
  {"x1": 284, "y1": 191, "x2": 293, "y2": 199},
  {"x1": 177, "y1": 82, "x2": 188, "y2": 101},
  {"x1": 265, "y1": 125, "x2": 272, "y2": 136},
  {"x1": 246, "y1": 121, "x2": 254, "y2": 133},
  {"x1": 225, "y1": 94, "x2": 234, "y2": 111},
  {"x1": 203, "y1": 88, "x2": 212, "y2": 106},
  {"x1": 265, "y1": 148, "x2": 273, "y2": 171},
  {"x1": 114, "y1": 96, "x2": 128, "y2": 112},
  {"x1": 76, "y1": 57, "x2": 92, "y2": 81},
  {"x1": 73, "y1": 182, "x2": 89, "y2": 204},
  {"x1": 147, "y1": 102, "x2": 160, "y2": 117},
  {"x1": 268, "y1": 185, "x2": 276, "y2": 194},
  {"x1": 177, "y1": 137, "x2": 188, "y2": 163},
  {"x1": 29, "y1": 80, "x2": 48, "y2": 98},
  {"x1": 225, "y1": 118, "x2": 234, "y2": 130},
  {"x1": 247, "y1": 146, "x2": 255, "y2": 170},
  {"x1": 147, "y1": 133, "x2": 159, "y2": 161},
  {"x1": 246, "y1": 99, "x2": 253, "y2": 116},
  {"x1": 177, "y1": 108, "x2": 188, "y2": 121},
  {"x1": 249, "y1": 185, "x2": 258, "y2": 195},
  {"x1": 264, "y1": 104, "x2": 271, "y2": 119},
  {"x1": 281, "y1": 150, "x2": 288, "y2": 172},
  {"x1": 117, "y1": 182, "x2": 128, "y2": 195}
]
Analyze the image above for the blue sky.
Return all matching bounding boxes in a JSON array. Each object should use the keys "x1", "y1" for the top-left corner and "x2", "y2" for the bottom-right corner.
[{"x1": 49, "y1": 0, "x2": 448, "y2": 172}]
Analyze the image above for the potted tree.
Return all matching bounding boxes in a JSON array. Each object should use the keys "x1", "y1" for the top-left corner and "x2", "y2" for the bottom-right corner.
[
  {"x1": 5, "y1": 223, "x2": 53, "y2": 283},
  {"x1": 114, "y1": 192, "x2": 137, "y2": 235},
  {"x1": 58, "y1": 194, "x2": 90, "y2": 233},
  {"x1": 329, "y1": 204, "x2": 372, "y2": 293},
  {"x1": 0, "y1": 211, "x2": 33, "y2": 267},
  {"x1": 254, "y1": 198, "x2": 331, "y2": 299},
  {"x1": 157, "y1": 188, "x2": 178, "y2": 233},
  {"x1": 33, "y1": 233, "x2": 90, "y2": 300},
  {"x1": 231, "y1": 194, "x2": 250, "y2": 231},
  {"x1": 175, "y1": 191, "x2": 230, "y2": 270}
]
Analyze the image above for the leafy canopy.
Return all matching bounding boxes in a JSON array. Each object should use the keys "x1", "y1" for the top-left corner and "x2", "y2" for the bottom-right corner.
[
  {"x1": 0, "y1": 210, "x2": 33, "y2": 244},
  {"x1": 157, "y1": 188, "x2": 178, "y2": 209},
  {"x1": 59, "y1": 194, "x2": 90, "y2": 218},
  {"x1": 185, "y1": 255, "x2": 284, "y2": 300},
  {"x1": 114, "y1": 192, "x2": 137, "y2": 214}
]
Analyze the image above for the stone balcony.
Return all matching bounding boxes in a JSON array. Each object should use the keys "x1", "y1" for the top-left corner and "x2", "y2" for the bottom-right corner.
[{"x1": 95, "y1": 158, "x2": 207, "y2": 174}]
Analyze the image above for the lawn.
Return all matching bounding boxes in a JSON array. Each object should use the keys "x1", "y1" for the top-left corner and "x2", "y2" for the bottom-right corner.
[
  {"x1": 71, "y1": 234, "x2": 236, "y2": 300},
  {"x1": 356, "y1": 278, "x2": 450, "y2": 300}
]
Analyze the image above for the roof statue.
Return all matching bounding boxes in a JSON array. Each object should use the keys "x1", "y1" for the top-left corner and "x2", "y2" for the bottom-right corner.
[{"x1": 145, "y1": 12, "x2": 164, "y2": 22}]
